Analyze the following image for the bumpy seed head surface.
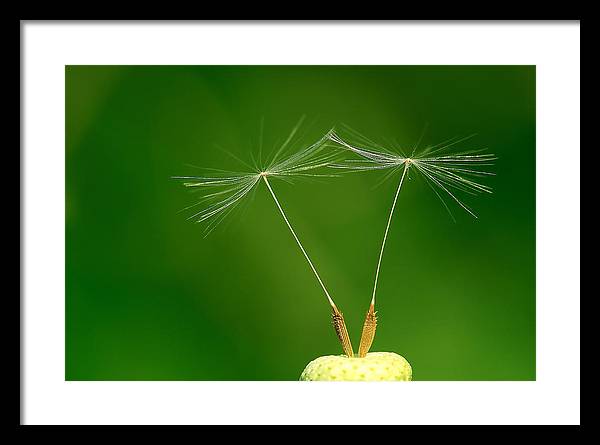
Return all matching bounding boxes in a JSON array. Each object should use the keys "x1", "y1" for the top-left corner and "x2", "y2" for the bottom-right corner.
[{"x1": 299, "y1": 352, "x2": 412, "y2": 381}]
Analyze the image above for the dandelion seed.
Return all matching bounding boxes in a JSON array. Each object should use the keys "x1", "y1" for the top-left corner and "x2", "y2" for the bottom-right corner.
[
  {"x1": 328, "y1": 126, "x2": 496, "y2": 357},
  {"x1": 173, "y1": 121, "x2": 354, "y2": 357}
]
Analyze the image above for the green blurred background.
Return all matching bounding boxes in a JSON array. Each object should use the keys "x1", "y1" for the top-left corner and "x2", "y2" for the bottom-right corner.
[{"x1": 66, "y1": 66, "x2": 535, "y2": 380}]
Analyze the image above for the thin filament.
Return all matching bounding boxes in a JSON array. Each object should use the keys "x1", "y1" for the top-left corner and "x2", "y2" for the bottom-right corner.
[
  {"x1": 371, "y1": 162, "x2": 410, "y2": 305},
  {"x1": 262, "y1": 175, "x2": 337, "y2": 309}
]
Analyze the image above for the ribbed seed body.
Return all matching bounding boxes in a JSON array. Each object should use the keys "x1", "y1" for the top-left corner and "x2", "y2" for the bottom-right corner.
[
  {"x1": 332, "y1": 306, "x2": 354, "y2": 358},
  {"x1": 358, "y1": 303, "x2": 377, "y2": 358}
]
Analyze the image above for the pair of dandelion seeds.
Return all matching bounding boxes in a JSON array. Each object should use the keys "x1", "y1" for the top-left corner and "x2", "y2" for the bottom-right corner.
[{"x1": 174, "y1": 120, "x2": 495, "y2": 380}]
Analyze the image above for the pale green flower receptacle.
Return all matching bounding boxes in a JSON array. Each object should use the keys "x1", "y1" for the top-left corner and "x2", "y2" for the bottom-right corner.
[{"x1": 300, "y1": 352, "x2": 412, "y2": 381}]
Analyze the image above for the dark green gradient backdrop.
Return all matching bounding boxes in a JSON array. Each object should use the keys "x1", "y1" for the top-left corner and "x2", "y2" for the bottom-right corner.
[{"x1": 66, "y1": 66, "x2": 535, "y2": 380}]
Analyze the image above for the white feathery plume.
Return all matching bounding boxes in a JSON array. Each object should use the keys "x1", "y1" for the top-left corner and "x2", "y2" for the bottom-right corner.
[
  {"x1": 328, "y1": 126, "x2": 497, "y2": 307},
  {"x1": 172, "y1": 120, "x2": 342, "y2": 310}
]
